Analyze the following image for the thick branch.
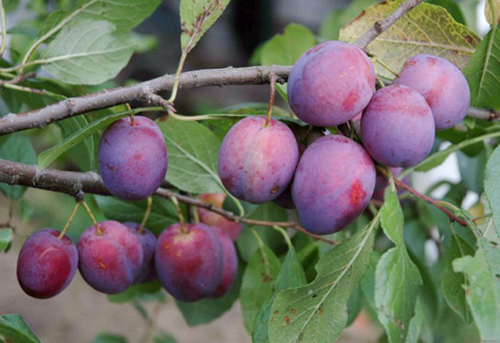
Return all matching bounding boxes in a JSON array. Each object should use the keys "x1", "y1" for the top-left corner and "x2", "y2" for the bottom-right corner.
[
  {"x1": 0, "y1": 158, "x2": 337, "y2": 245},
  {"x1": 0, "y1": 65, "x2": 292, "y2": 135}
]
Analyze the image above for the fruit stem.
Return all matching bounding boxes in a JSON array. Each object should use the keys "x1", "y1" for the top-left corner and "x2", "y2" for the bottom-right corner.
[
  {"x1": 82, "y1": 200, "x2": 102, "y2": 235},
  {"x1": 265, "y1": 73, "x2": 277, "y2": 127},
  {"x1": 170, "y1": 196, "x2": 186, "y2": 233},
  {"x1": 58, "y1": 201, "x2": 81, "y2": 239},
  {"x1": 125, "y1": 103, "x2": 136, "y2": 126},
  {"x1": 191, "y1": 203, "x2": 200, "y2": 223},
  {"x1": 375, "y1": 75, "x2": 386, "y2": 88},
  {"x1": 139, "y1": 196, "x2": 153, "y2": 234},
  {"x1": 272, "y1": 225, "x2": 292, "y2": 249}
]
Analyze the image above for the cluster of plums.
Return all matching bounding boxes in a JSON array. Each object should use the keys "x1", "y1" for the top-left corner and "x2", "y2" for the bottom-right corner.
[
  {"x1": 17, "y1": 193, "x2": 241, "y2": 301},
  {"x1": 218, "y1": 40, "x2": 470, "y2": 235}
]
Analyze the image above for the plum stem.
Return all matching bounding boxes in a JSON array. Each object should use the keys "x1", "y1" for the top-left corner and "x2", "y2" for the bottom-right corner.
[
  {"x1": 265, "y1": 73, "x2": 277, "y2": 127},
  {"x1": 191, "y1": 202, "x2": 200, "y2": 223},
  {"x1": 125, "y1": 103, "x2": 136, "y2": 126},
  {"x1": 58, "y1": 201, "x2": 81, "y2": 239},
  {"x1": 139, "y1": 196, "x2": 153, "y2": 234},
  {"x1": 82, "y1": 201, "x2": 102, "y2": 235},
  {"x1": 170, "y1": 196, "x2": 186, "y2": 233}
]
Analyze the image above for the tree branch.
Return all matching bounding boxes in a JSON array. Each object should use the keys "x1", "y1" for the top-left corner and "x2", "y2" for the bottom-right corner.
[{"x1": 0, "y1": 158, "x2": 337, "y2": 245}]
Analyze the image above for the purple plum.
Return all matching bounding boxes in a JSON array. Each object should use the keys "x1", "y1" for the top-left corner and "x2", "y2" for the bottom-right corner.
[
  {"x1": 218, "y1": 116, "x2": 299, "y2": 204},
  {"x1": 207, "y1": 227, "x2": 238, "y2": 298},
  {"x1": 196, "y1": 193, "x2": 242, "y2": 241},
  {"x1": 288, "y1": 41, "x2": 375, "y2": 126},
  {"x1": 394, "y1": 54, "x2": 470, "y2": 130},
  {"x1": 77, "y1": 221, "x2": 143, "y2": 294},
  {"x1": 98, "y1": 116, "x2": 168, "y2": 201},
  {"x1": 17, "y1": 229, "x2": 78, "y2": 299},
  {"x1": 361, "y1": 85, "x2": 435, "y2": 168},
  {"x1": 123, "y1": 222, "x2": 157, "y2": 283},
  {"x1": 292, "y1": 135, "x2": 376, "y2": 235},
  {"x1": 155, "y1": 223, "x2": 223, "y2": 302}
]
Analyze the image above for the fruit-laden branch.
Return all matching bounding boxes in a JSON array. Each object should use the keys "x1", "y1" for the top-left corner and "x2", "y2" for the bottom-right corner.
[
  {"x1": 0, "y1": 158, "x2": 337, "y2": 245},
  {"x1": 1, "y1": 0, "x2": 495, "y2": 135}
]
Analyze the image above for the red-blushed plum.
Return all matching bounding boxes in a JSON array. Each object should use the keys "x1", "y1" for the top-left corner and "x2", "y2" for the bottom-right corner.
[
  {"x1": 207, "y1": 227, "x2": 238, "y2": 298},
  {"x1": 218, "y1": 116, "x2": 299, "y2": 204},
  {"x1": 288, "y1": 41, "x2": 375, "y2": 126},
  {"x1": 17, "y1": 229, "x2": 78, "y2": 299},
  {"x1": 123, "y1": 222, "x2": 157, "y2": 283},
  {"x1": 394, "y1": 54, "x2": 470, "y2": 130},
  {"x1": 196, "y1": 193, "x2": 242, "y2": 241},
  {"x1": 77, "y1": 221, "x2": 143, "y2": 294},
  {"x1": 98, "y1": 116, "x2": 168, "y2": 201},
  {"x1": 155, "y1": 223, "x2": 223, "y2": 302},
  {"x1": 292, "y1": 135, "x2": 376, "y2": 235},
  {"x1": 361, "y1": 85, "x2": 435, "y2": 168}
]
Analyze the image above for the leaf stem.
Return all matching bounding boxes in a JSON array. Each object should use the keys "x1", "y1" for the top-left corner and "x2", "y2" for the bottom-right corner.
[
  {"x1": 139, "y1": 196, "x2": 153, "y2": 234},
  {"x1": 58, "y1": 201, "x2": 81, "y2": 239},
  {"x1": 272, "y1": 225, "x2": 293, "y2": 248},
  {"x1": 167, "y1": 50, "x2": 188, "y2": 104},
  {"x1": 0, "y1": 0, "x2": 6, "y2": 59},
  {"x1": 2, "y1": 82, "x2": 66, "y2": 100}
]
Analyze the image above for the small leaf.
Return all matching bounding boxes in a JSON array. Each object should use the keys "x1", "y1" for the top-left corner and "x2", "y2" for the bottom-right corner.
[
  {"x1": 0, "y1": 314, "x2": 40, "y2": 343},
  {"x1": 38, "y1": 111, "x2": 131, "y2": 169},
  {"x1": 0, "y1": 229, "x2": 13, "y2": 253},
  {"x1": 274, "y1": 246, "x2": 307, "y2": 291},
  {"x1": 484, "y1": 144, "x2": 500, "y2": 237},
  {"x1": 485, "y1": 0, "x2": 500, "y2": 26},
  {"x1": 252, "y1": 294, "x2": 276, "y2": 343},
  {"x1": 92, "y1": 333, "x2": 127, "y2": 343},
  {"x1": 260, "y1": 24, "x2": 316, "y2": 66},
  {"x1": 0, "y1": 135, "x2": 37, "y2": 200},
  {"x1": 380, "y1": 191, "x2": 404, "y2": 246},
  {"x1": 442, "y1": 233, "x2": 474, "y2": 323},
  {"x1": 453, "y1": 238, "x2": 500, "y2": 341},
  {"x1": 405, "y1": 298, "x2": 423, "y2": 343},
  {"x1": 463, "y1": 26, "x2": 500, "y2": 111},
  {"x1": 158, "y1": 117, "x2": 224, "y2": 194},
  {"x1": 339, "y1": 0, "x2": 480, "y2": 78},
  {"x1": 240, "y1": 242, "x2": 281, "y2": 333},
  {"x1": 180, "y1": 0, "x2": 231, "y2": 53},
  {"x1": 268, "y1": 217, "x2": 377, "y2": 343},
  {"x1": 41, "y1": 19, "x2": 135, "y2": 85}
]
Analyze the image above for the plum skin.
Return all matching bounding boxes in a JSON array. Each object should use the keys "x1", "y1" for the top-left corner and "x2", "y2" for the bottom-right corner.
[
  {"x1": 196, "y1": 193, "x2": 242, "y2": 241},
  {"x1": 394, "y1": 54, "x2": 470, "y2": 130},
  {"x1": 218, "y1": 116, "x2": 299, "y2": 204},
  {"x1": 207, "y1": 227, "x2": 238, "y2": 298},
  {"x1": 288, "y1": 41, "x2": 375, "y2": 127},
  {"x1": 123, "y1": 222, "x2": 157, "y2": 283},
  {"x1": 17, "y1": 229, "x2": 78, "y2": 299},
  {"x1": 98, "y1": 116, "x2": 168, "y2": 201},
  {"x1": 155, "y1": 223, "x2": 223, "y2": 302},
  {"x1": 361, "y1": 85, "x2": 435, "y2": 168},
  {"x1": 292, "y1": 135, "x2": 376, "y2": 235},
  {"x1": 77, "y1": 221, "x2": 143, "y2": 294}
]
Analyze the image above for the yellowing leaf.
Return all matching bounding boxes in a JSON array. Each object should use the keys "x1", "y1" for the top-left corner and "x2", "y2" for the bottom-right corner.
[
  {"x1": 485, "y1": 0, "x2": 500, "y2": 26},
  {"x1": 339, "y1": 0, "x2": 480, "y2": 78}
]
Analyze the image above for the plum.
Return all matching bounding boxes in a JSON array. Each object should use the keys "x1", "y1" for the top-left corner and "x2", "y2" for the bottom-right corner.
[
  {"x1": 218, "y1": 116, "x2": 299, "y2": 204},
  {"x1": 98, "y1": 116, "x2": 168, "y2": 201},
  {"x1": 17, "y1": 229, "x2": 78, "y2": 299},
  {"x1": 207, "y1": 227, "x2": 238, "y2": 298},
  {"x1": 288, "y1": 41, "x2": 375, "y2": 126},
  {"x1": 394, "y1": 54, "x2": 470, "y2": 130},
  {"x1": 77, "y1": 221, "x2": 143, "y2": 294},
  {"x1": 292, "y1": 135, "x2": 376, "y2": 235},
  {"x1": 374, "y1": 167, "x2": 403, "y2": 192},
  {"x1": 123, "y1": 222, "x2": 157, "y2": 283},
  {"x1": 196, "y1": 193, "x2": 242, "y2": 241},
  {"x1": 155, "y1": 223, "x2": 223, "y2": 302},
  {"x1": 361, "y1": 85, "x2": 435, "y2": 168}
]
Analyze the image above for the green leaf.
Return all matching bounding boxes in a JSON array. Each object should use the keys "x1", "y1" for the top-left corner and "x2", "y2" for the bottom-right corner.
[
  {"x1": 405, "y1": 297, "x2": 423, "y2": 343},
  {"x1": 346, "y1": 285, "x2": 364, "y2": 327},
  {"x1": 153, "y1": 332, "x2": 177, "y2": 343},
  {"x1": 427, "y1": 0, "x2": 466, "y2": 25},
  {"x1": 381, "y1": 191, "x2": 404, "y2": 246},
  {"x1": 0, "y1": 136, "x2": 37, "y2": 200},
  {"x1": 339, "y1": 0, "x2": 480, "y2": 78},
  {"x1": 320, "y1": 0, "x2": 379, "y2": 40},
  {"x1": 175, "y1": 264, "x2": 243, "y2": 326},
  {"x1": 180, "y1": 0, "x2": 231, "y2": 53},
  {"x1": 0, "y1": 314, "x2": 40, "y2": 343},
  {"x1": 463, "y1": 27, "x2": 500, "y2": 111},
  {"x1": 260, "y1": 24, "x2": 316, "y2": 66},
  {"x1": 252, "y1": 294, "x2": 276, "y2": 343},
  {"x1": 484, "y1": 144, "x2": 500, "y2": 237},
  {"x1": 57, "y1": 116, "x2": 96, "y2": 171},
  {"x1": 268, "y1": 216, "x2": 377, "y2": 343},
  {"x1": 240, "y1": 242, "x2": 281, "y2": 332},
  {"x1": 453, "y1": 238, "x2": 500, "y2": 341},
  {"x1": 94, "y1": 195, "x2": 178, "y2": 235},
  {"x1": 237, "y1": 203, "x2": 288, "y2": 262},
  {"x1": 442, "y1": 232, "x2": 474, "y2": 323},
  {"x1": 375, "y1": 247, "x2": 423, "y2": 343},
  {"x1": 41, "y1": 19, "x2": 135, "y2": 85},
  {"x1": 158, "y1": 117, "x2": 224, "y2": 194},
  {"x1": 92, "y1": 333, "x2": 127, "y2": 343},
  {"x1": 38, "y1": 111, "x2": 131, "y2": 169},
  {"x1": 0, "y1": 229, "x2": 13, "y2": 253},
  {"x1": 457, "y1": 150, "x2": 486, "y2": 194},
  {"x1": 485, "y1": 0, "x2": 500, "y2": 26},
  {"x1": 274, "y1": 246, "x2": 307, "y2": 291}
]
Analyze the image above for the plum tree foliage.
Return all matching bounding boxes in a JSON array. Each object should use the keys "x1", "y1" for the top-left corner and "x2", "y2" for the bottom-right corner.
[{"x1": 1, "y1": 0, "x2": 500, "y2": 342}]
